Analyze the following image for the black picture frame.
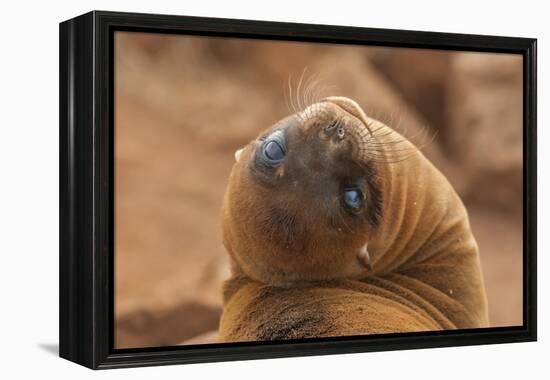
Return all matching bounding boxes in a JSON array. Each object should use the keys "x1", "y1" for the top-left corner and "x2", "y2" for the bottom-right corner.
[{"x1": 59, "y1": 10, "x2": 537, "y2": 370}]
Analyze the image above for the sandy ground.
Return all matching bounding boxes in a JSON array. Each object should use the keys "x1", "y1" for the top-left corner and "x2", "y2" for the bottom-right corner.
[{"x1": 114, "y1": 32, "x2": 523, "y2": 348}]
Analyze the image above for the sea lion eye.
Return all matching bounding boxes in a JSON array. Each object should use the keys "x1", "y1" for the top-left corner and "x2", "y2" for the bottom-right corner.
[
  {"x1": 260, "y1": 130, "x2": 287, "y2": 166},
  {"x1": 264, "y1": 141, "x2": 285, "y2": 162},
  {"x1": 343, "y1": 188, "x2": 363, "y2": 211}
]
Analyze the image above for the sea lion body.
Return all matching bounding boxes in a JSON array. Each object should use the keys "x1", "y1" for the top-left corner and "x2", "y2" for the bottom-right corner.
[{"x1": 219, "y1": 97, "x2": 488, "y2": 342}]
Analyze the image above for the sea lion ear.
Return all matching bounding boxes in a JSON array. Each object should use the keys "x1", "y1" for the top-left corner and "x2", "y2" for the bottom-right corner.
[
  {"x1": 357, "y1": 243, "x2": 373, "y2": 270},
  {"x1": 234, "y1": 148, "x2": 244, "y2": 163}
]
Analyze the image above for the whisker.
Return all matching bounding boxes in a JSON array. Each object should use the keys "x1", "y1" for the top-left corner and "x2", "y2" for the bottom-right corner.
[
  {"x1": 288, "y1": 74, "x2": 296, "y2": 114},
  {"x1": 303, "y1": 73, "x2": 319, "y2": 120},
  {"x1": 362, "y1": 129, "x2": 438, "y2": 165},
  {"x1": 296, "y1": 67, "x2": 308, "y2": 111},
  {"x1": 367, "y1": 127, "x2": 428, "y2": 147},
  {"x1": 303, "y1": 72, "x2": 320, "y2": 109},
  {"x1": 283, "y1": 79, "x2": 292, "y2": 114},
  {"x1": 288, "y1": 74, "x2": 306, "y2": 123}
]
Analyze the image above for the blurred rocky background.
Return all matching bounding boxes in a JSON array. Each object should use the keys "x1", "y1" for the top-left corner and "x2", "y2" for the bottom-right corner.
[{"x1": 114, "y1": 32, "x2": 523, "y2": 348}]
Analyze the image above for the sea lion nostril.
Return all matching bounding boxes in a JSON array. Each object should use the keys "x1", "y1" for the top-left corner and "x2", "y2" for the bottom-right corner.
[
  {"x1": 337, "y1": 126, "x2": 345, "y2": 139},
  {"x1": 325, "y1": 120, "x2": 339, "y2": 132}
]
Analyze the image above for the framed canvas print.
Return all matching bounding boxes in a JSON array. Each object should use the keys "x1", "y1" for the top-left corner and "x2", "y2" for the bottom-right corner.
[{"x1": 59, "y1": 11, "x2": 537, "y2": 369}]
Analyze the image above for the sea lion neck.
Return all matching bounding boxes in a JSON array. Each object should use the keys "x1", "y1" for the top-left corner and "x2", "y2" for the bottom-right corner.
[{"x1": 363, "y1": 118, "x2": 475, "y2": 276}]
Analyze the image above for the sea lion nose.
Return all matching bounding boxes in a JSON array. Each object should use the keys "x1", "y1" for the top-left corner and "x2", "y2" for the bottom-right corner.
[{"x1": 324, "y1": 96, "x2": 373, "y2": 136}]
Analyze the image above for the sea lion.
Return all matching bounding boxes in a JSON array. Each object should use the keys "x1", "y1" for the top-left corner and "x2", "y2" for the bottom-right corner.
[{"x1": 219, "y1": 96, "x2": 489, "y2": 342}]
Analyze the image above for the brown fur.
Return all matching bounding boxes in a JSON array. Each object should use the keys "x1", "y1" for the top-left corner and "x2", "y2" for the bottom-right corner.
[{"x1": 219, "y1": 97, "x2": 489, "y2": 342}]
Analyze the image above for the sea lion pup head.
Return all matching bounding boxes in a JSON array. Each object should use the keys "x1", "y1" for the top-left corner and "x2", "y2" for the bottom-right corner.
[{"x1": 222, "y1": 96, "x2": 387, "y2": 286}]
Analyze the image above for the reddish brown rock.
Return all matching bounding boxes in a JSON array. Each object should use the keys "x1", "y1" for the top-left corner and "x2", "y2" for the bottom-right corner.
[
  {"x1": 367, "y1": 47, "x2": 452, "y2": 134},
  {"x1": 446, "y1": 53, "x2": 523, "y2": 212},
  {"x1": 113, "y1": 33, "x2": 523, "y2": 347}
]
